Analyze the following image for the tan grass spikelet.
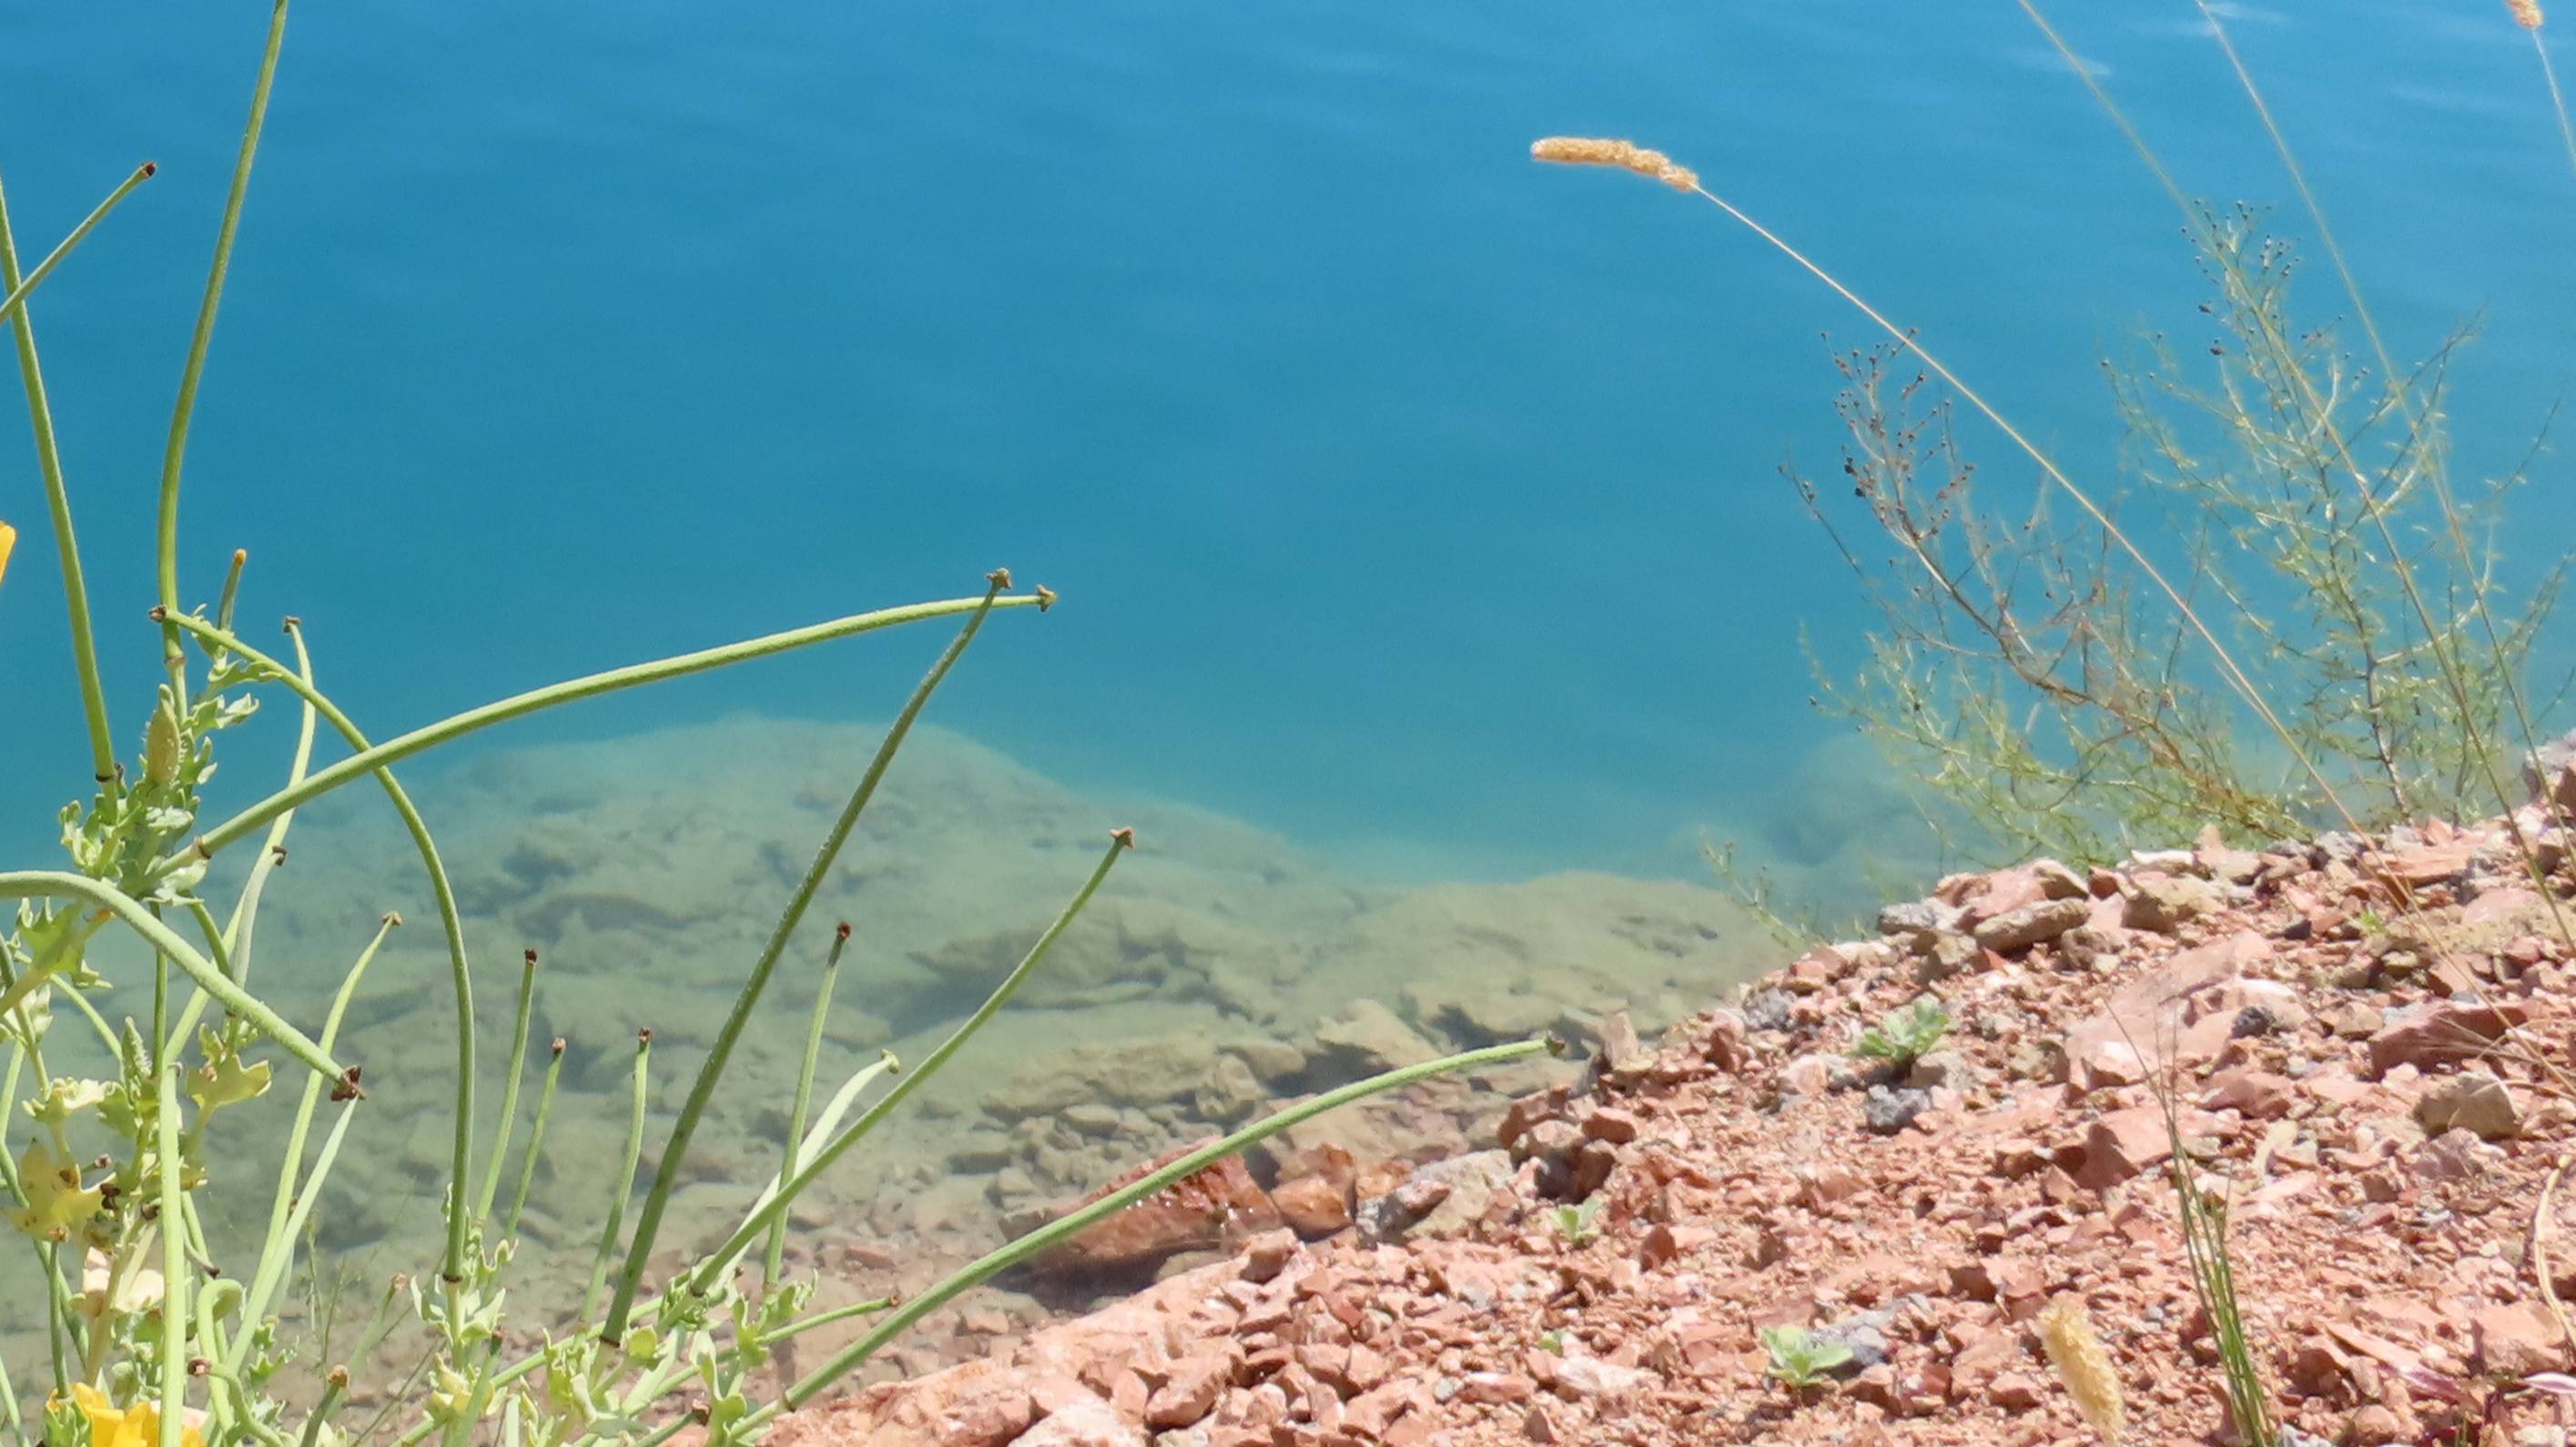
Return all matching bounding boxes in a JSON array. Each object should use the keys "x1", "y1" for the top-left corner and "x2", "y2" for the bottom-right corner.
[
  {"x1": 2036, "y1": 1295, "x2": 2125, "y2": 1445},
  {"x1": 2510, "y1": 0, "x2": 2545, "y2": 28},
  {"x1": 1529, "y1": 137, "x2": 1699, "y2": 191}
]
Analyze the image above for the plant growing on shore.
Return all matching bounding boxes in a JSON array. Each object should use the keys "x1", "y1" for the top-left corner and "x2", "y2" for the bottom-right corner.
[
  {"x1": 1850, "y1": 996, "x2": 1949, "y2": 1074},
  {"x1": 1544, "y1": 1198, "x2": 1602, "y2": 1248},
  {"x1": 0, "y1": 12, "x2": 1554, "y2": 1445},
  {"x1": 1758, "y1": 1326, "x2": 1851, "y2": 1392}
]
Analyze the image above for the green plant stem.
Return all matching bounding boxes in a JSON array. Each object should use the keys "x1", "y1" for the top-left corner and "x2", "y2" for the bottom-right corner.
[
  {"x1": 0, "y1": 174, "x2": 120, "y2": 797},
  {"x1": 159, "y1": 612, "x2": 491, "y2": 1285},
  {"x1": 596, "y1": 575, "x2": 1011, "y2": 1341},
  {"x1": 477, "y1": 952, "x2": 541, "y2": 1223},
  {"x1": 759, "y1": 1036, "x2": 1556, "y2": 1417},
  {"x1": 771, "y1": 1296, "x2": 898, "y2": 1343},
  {"x1": 0, "y1": 872, "x2": 342, "y2": 1080},
  {"x1": 157, "y1": 1064, "x2": 189, "y2": 1447},
  {"x1": 504, "y1": 1044, "x2": 565, "y2": 1242},
  {"x1": 676, "y1": 831, "x2": 1131, "y2": 1302},
  {"x1": 0, "y1": 162, "x2": 158, "y2": 331},
  {"x1": 157, "y1": 592, "x2": 1043, "y2": 885},
  {"x1": 227, "y1": 916, "x2": 395, "y2": 1378},
  {"x1": 765, "y1": 926, "x2": 850, "y2": 1295},
  {"x1": 233, "y1": 1104, "x2": 358, "y2": 1361},
  {"x1": 159, "y1": 0, "x2": 289, "y2": 628},
  {"x1": 582, "y1": 1031, "x2": 653, "y2": 1324},
  {"x1": 295, "y1": 1372, "x2": 348, "y2": 1447}
]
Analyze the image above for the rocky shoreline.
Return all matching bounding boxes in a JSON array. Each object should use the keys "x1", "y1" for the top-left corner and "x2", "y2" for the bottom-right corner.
[{"x1": 782, "y1": 770, "x2": 2576, "y2": 1444}]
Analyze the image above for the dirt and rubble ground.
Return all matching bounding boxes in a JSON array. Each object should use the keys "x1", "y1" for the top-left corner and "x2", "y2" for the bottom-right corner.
[{"x1": 776, "y1": 774, "x2": 2576, "y2": 1446}]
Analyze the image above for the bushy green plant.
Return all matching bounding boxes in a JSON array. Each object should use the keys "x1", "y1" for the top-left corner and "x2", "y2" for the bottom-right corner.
[
  {"x1": 0, "y1": 15, "x2": 1551, "y2": 1446},
  {"x1": 1850, "y1": 996, "x2": 1949, "y2": 1073},
  {"x1": 1758, "y1": 1326, "x2": 1851, "y2": 1391}
]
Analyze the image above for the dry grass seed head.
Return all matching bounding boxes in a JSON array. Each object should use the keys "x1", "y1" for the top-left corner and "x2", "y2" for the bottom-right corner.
[
  {"x1": 2510, "y1": 0, "x2": 2545, "y2": 29},
  {"x1": 2036, "y1": 1295, "x2": 2126, "y2": 1445},
  {"x1": 1529, "y1": 136, "x2": 1699, "y2": 191}
]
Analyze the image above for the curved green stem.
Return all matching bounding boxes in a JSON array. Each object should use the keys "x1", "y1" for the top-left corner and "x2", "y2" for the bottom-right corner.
[
  {"x1": 766, "y1": 926, "x2": 852, "y2": 1294},
  {"x1": 762, "y1": 1036, "x2": 1557, "y2": 1417},
  {"x1": 159, "y1": 0, "x2": 290, "y2": 624},
  {"x1": 0, "y1": 172, "x2": 120, "y2": 795},
  {"x1": 157, "y1": 592, "x2": 1044, "y2": 881},
  {"x1": 595, "y1": 575, "x2": 1010, "y2": 1341},
  {"x1": 581, "y1": 1031, "x2": 653, "y2": 1324},
  {"x1": 476, "y1": 952, "x2": 540, "y2": 1223},
  {"x1": 0, "y1": 872, "x2": 343, "y2": 1081},
  {"x1": 0, "y1": 163, "x2": 158, "y2": 331}
]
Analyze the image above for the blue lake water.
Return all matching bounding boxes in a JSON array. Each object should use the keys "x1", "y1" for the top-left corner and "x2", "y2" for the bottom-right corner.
[
  {"x1": 7, "y1": 0, "x2": 2576, "y2": 1379},
  {"x1": 6, "y1": 1, "x2": 2573, "y2": 888}
]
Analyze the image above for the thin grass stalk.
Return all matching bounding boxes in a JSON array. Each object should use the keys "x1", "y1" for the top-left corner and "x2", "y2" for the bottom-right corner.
[
  {"x1": 0, "y1": 1341, "x2": 21, "y2": 1446},
  {"x1": 757, "y1": 1036, "x2": 1557, "y2": 1418},
  {"x1": 214, "y1": 548, "x2": 248, "y2": 636},
  {"x1": 231, "y1": 1105, "x2": 359, "y2": 1359},
  {"x1": 764, "y1": 923, "x2": 852, "y2": 1294},
  {"x1": 598, "y1": 571, "x2": 1018, "y2": 1340},
  {"x1": 504, "y1": 1040, "x2": 565, "y2": 1242},
  {"x1": 227, "y1": 913, "x2": 397, "y2": 1377},
  {"x1": 157, "y1": 591, "x2": 1045, "y2": 884},
  {"x1": 770, "y1": 1296, "x2": 898, "y2": 1343},
  {"x1": 581, "y1": 1030, "x2": 653, "y2": 1324},
  {"x1": 676, "y1": 830, "x2": 1132, "y2": 1301},
  {"x1": 0, "y1": 873, "x2": 342, "y2": 1080},
  {"x1": 2023, "y1": 0, "x2": 2576, "y2": 950},
  {"x1": 2535, "y1": 32, "x2": 2576, "y2": 181},
  {"x1": 0, "y1": 162, "x2": 158, "y2": 331},
  {"x1": 157, "y1": 1064, "x2": 190, "y2": 1447},
  {"x1": 2188, "y1": 2, "x2": 2574, "y2": 913},
  {"x1": 158, "y1": 0, "x2": 289, "y2": 628},
  {"x1": 348, "y1": 1276, "x2": 411, "y2": 1382},
  {"x1": 1622, "y1": 165, "x2": 2364, "y2": 837},
  {"x1": 157, "y1": 612, "x2": 490, "y2": 1283},
  {"x1": 0, "y1": 175, "x2": 119, "y2": 796},
  {"x1": 476, "y1": 950, "x2": 541, "y2": 1223},
  {"x1": 733, "y1": 1053, "x2": 898, "y2": 1258}
]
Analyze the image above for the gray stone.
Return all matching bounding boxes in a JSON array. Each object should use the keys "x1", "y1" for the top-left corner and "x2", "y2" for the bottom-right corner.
[
  {"x1": 1972, "y1": 897, "x2": 2093, "y2": 954},
  {"x1": 1902, "y1": 1049, "x2": 1972, "y2": 1092},
  {"x1": 1742, "y1": 989, "x2": 1794, "y2": 1033},
  {"x1": 1313, "y1": 998, "x2": 1439, "y2": 1075},
  {"x1": 1357, "y1": 1148, "x2": 1513, "y2": 1243},
  {"x1": 1862, "y1": 1085, "x2": 1932, "y2": 1136},
  {"x1": 2414, "y1": 1070, "x2": 2523, "y2": 1140},
  {"x1": 1192, "y1": 1053, "x2": 1266, "y2": 1123},
  {"x1": 1876, "y1": 899, "x2": 1962, "y2": 940},
  {"x1": 1914, "y1": 931, "x2": 1982, "y2": 981},
  {"x1": 2529, "y1": 727, "x2": 2576, "y2": 809},
  {"x1": 2124, "y1": 875, "x2": 2221, "y2": 934},
  {"x1": 1811, "y1": 1311, "x2": 1891, "y2": 1374}
]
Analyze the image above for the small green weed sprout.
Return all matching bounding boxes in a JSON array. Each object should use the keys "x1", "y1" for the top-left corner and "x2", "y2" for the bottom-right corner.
[
  {"x1": 1760, "y1": 1326, "x2": 1853, "y2": 1391},
  {"x1": 1534, "y1": 1330, "x2": 1567, "y2": 1356},
  {"x1": 1546, "y1": 1197, "x2": 1603, "y2": 1246},
  {"x1": 1851, "y1": 995, "x2": 1951, "y2": 1072}
]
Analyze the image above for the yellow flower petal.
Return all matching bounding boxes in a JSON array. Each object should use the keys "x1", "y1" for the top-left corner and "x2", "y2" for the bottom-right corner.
[{"x1": 0, "y1": 520, "x2": 17, "y2": 587}]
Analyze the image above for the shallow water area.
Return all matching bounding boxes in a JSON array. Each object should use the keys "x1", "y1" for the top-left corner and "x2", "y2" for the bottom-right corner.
[{"x1": 3, "y1": 716, "x2": 1771, "y2": 1378}]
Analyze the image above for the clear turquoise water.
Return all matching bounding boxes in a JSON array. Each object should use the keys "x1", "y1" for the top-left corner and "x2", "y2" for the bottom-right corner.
[
  {"x1": 7, "y1": 2, "x2": 2572, "y2": 884},
  {"x1": 8, "y1": 0, "x2": 2576, "y2": 1375}
]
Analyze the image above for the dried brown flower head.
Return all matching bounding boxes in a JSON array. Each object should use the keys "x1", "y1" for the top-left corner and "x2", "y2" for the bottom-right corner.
[
  {"x1": 2510, "y1": 0, "x2": 2545, "y2": 28},
  {"x1": 1529, "y1": 137, "x2": 1699, "y2": 192}
]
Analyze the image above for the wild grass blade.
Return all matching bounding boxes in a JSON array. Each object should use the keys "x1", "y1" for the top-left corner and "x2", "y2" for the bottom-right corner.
[
  {"x1": 476, "y1": 950, "x2": 541, "y2": 1223},
  {"x1": 228, "y1": 912, "x2": 398, "y2": 1377},
  {"x1": 598, "y1": 571, "x2": 1018, "y2": 1340},
  {"x1": 581, "y1": 1030, "x2": 653, "y2": 1324},
  {"x1": 503, "y1": 1038, "x2": 566, "y2": 1243},
  {"x1": 765, "y1": 923, "x2": 853, "y2": 1294}
]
